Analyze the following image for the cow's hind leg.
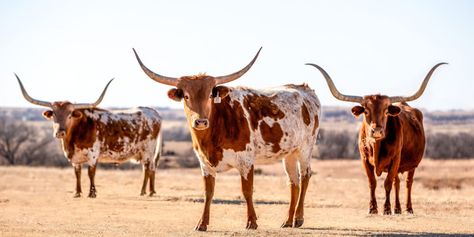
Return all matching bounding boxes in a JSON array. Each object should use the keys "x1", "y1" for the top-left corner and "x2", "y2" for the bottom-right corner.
[
  {"x1": 73, "y1": 165, "x2": 82, "y2": 198},
  {"x1": 294, "y1": 156, "x2": 312, "y2": 228},
  {"x1": 88, "y1": 165, "x2": 97, "y2": 198},
  {"x1": 140, "y1": 162, "x2": 150, "y2": 196},
  {"x1": 394, "y1": 174, "x2": 401, "y2": 214},
  {"x1": 383, "y1": 159, "x2": 400, "y2": 215},
  {"x1": 148, "y1": 163, "x2": 157, "y2": 197},
  {"x1": 195, "y1": 175, "x2": 215, "y2": 231},
  {"x1": 241, "y1": 165, "x2": 258, "y2": 230},
  {"x1": 406, "y1": 170, "x2": 415, "y2": 214},
  {"x1": 281, "y1": 154, "x2": 300, "y2": 228}
]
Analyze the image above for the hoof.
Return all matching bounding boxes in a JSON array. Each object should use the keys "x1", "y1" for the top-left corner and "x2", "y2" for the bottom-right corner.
[
  {"x1": 383, "y1": 208, "x2": 392, "y2": 215},
  {"x1": 88, "y1": 192, "x2": 97, "y2": 198},
  {"x1": 394, "y1": 207, "x2": 402, "y2": 214},
  {"x1": 406, "y1": 208, "x2": 414, "y2": 214},
  {"x1": 281, "y1": 221, "x2": 293, "y2": 228},
  {"x1": 73, "y1": 193, "x2": 82, "y2": 198},
  {"x1": 148, "y1": 191, "x2": 156, "y2": 197},
  {"x1": 368, "y1": 208, "x2": 378, "y2": 214},
  {"x1": 246, "y1": 221, "x2": 258, "y2": 230},
  {"x1": 194, "y1": 224, "x2": 207, "y2": 231},
  {"x1": 140, "y1": 192, "x2": 146, "y2": 196},
  {"x1": 293, "y1": 219, "x2": 304, "y2": 228}
]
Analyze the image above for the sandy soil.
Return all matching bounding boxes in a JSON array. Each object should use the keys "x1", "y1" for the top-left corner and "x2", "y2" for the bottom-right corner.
[{"x1": 1, "y1": 159, "x2": 473, "y2": 236}]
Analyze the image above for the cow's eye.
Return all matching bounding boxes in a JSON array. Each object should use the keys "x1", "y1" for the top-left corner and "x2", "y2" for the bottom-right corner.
[
  {"x1": 209, "y1": 94, "x2": 213, "y2": 99},
  {"x1": 184, "y1": 95, "x2": 189, "y2": 100}
]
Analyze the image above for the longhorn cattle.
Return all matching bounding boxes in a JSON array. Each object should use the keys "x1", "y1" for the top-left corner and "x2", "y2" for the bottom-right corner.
[
  {"x1": 307, "y1": 62, "x2": 446, "y2": 215},
  {"x1": 133, "y1": 48, "x2": 320, "y2": 230},
  {"x1": 15, "y1": 75, "x2": 162, "y2": 198}
]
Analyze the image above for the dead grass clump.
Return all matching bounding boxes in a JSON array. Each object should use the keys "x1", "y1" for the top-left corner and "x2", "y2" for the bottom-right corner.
[{"x1": 418, "y1": 177, "x2": 474, "y2": 190}]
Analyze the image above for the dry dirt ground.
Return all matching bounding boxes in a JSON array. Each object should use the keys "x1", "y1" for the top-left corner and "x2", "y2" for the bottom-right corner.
[{"x1": 1, "y1": 159, "x2": 473, "y2": 236}]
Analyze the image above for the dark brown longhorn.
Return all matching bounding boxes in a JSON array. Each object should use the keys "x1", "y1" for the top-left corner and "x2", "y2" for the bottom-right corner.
[{"x1": 307, "y1": 62, "x2": 446, "y2": 215}]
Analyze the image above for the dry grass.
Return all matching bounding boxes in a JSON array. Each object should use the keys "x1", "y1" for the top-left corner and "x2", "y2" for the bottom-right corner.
[{"x1": 1, "y1": 159, "x2": 473, "y2": 236}]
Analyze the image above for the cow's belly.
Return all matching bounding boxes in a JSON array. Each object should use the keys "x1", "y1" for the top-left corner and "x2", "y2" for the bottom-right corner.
[{"x1": 98, "y1": 153, "x2": 141, "y2": 164}]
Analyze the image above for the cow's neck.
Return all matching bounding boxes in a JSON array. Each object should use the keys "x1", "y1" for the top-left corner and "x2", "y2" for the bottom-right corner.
[
  {"x1": 60, "y1": 110, "x2": 96, "y2": 159},
  {"x1": 363, "y1": 117, "x2": 401, "y2": 176},
  {"x1": 184, "y1": 98, "x2": 251, "y2": 167}
]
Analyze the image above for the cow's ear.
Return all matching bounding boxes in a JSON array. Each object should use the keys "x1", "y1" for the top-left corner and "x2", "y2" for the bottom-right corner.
[
  {"x1": 42, "y1": 110, "x2": 53, "y2": 120},
  {"x1": 212, "y1": 86, "x2": 230, "y2": 98},
  {"x1": 167, "y1": 88, "x2": 184, "y2": 102},
  {"x1": 351, "y1": 106, "x2": 365, "y2": 118},
  {"x1": 387, "y1": 105, "x2": 401, "y2": 116},
  {"x1": 71, "y1": 110, "x2": 83, "y2": 119}
]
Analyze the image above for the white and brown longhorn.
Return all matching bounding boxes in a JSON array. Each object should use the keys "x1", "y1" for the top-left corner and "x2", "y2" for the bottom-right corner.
[
  {"x1": 307, "y1": 62, "x2": 446, "y2": 215},
  {"x1": 134, "y1": 48, "x2": 321, "y2": 230},
  {"x1": 16, "y1": 75, "x2": 162, "y2": 198}
]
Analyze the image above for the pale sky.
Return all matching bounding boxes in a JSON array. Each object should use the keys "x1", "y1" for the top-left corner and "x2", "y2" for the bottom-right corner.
[{"x1": 1, "y1": 0, "x2": 472, "y2": 111}]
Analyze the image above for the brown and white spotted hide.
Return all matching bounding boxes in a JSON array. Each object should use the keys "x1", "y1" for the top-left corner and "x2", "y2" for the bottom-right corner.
[
  {"x1": 44, "y1": 102, "x2": 162, "y2": 197},
  {"x1": 133, "y1": 47, "x2": 320, "y2": 230},
  {"x1": 192, "y1": 84, "x2": 320, "y2": 184}
]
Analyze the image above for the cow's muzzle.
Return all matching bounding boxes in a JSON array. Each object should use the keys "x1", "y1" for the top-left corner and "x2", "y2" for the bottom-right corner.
[
  {"x1": 370, "y1": 127, "x2": 385, "y2": 140},
  {"x1": 55, "y1": 129, "x2": 66, "y2": 139},
  {"x1": 193, "y1": 119, "x2": 209, "y2": 130}
]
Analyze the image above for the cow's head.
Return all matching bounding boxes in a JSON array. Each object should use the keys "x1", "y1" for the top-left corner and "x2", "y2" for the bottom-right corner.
[
  {"x1": 306, "y1": 62, "x2": 446, "y2": 140},
  {"x1": 133, "y1": 47, "x2": 261, "y2": 130},
  {"x1": 15, "y1": 74, "x2": 113, "y2": 139}
]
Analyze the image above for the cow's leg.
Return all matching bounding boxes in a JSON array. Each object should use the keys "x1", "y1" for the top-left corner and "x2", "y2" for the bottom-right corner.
[
  {"x1": 148, "y1": 163, "x2": 157, "y2": 197},
  {"x1": 73, "y1": 164, "x2": 82, "y2": 198},
  {"x1": 281, "y1": 155, "x2": 300, "y2": 228},
  {"x1": 195, "y1": 175, "x2": 215, "y2": 231},
  {"x1": 406, "y1": 169, "x2": 415, "y2": 214},
  {"x1": 394, "y1": 174, "x2": 401, "y2": 214},
  {"x1": 140, "y1": 163, "x2": 149, "y2": 196},
  {"x1": 362, "y1": 159, "x2": 377, "y2": 214},
  {"x1": 88, "y1": 165, "x2": 97, "y2": 198},
  {"x1": 240, "y1": 165, "x2": 257, "y2": 230},
  {"x1": 383, "y1": 160, "x2": 400, "y2": 215},
  {"x1": 294, "y1": 158, "x2": 311, "y2": 228}
]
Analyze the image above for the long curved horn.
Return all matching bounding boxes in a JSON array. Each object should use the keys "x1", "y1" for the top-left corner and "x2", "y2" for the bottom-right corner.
[
  {"x1": 214, "y1": 47, "x2": 262, "y2": 85},
  {"x1": 389, "y1": 62, "x2": 448, "y2": 103},
  {"x1": 74, "y1": 78, "x2": 114, "y2": 109},
  {"x1": 15, "y1": 73, "x2": 52, "y2": 107},
  {"x1": 133, "y1": 48, "x2": 179, "y2": 87},
  {"x1": 306, "y1": 63, "x2": 363, "y2": 103}
]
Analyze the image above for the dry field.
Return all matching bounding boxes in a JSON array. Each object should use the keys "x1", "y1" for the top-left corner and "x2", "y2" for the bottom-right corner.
[{"x1": 1, "y1": 159, "x2": 473, "y2": 236}]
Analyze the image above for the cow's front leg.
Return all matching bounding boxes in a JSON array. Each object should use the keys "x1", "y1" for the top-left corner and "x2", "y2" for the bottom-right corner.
[
  {"x1": 362, "y1": 159, "x2": 377, "y2": 214},
  {"x1": 88, "y1": 165, "x2": 97, "y2": 198},
  {"x1": 241, "y1": 165, "x2": 257, "y2": 230},
  {"x1": 73, "y1": 164, "x2": 82, "y2": 198},
  {"x1": 195, "y1": 175, "x2": 215, "y2": 231}
]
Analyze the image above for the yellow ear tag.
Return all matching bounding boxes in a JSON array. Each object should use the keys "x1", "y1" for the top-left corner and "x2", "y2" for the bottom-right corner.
[{"x1": 214, "y1": 91, "x2": 221, "y2": 104}]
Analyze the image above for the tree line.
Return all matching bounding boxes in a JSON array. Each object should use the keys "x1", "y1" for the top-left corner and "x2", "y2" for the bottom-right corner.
[{"x1": 1, "y1": 116, "x2": 473, "y2": 166}]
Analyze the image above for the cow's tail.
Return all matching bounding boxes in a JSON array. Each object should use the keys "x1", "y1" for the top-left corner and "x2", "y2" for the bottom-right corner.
[{"x1": 153, "y1": 131, "x2": 163, "y2": 170}]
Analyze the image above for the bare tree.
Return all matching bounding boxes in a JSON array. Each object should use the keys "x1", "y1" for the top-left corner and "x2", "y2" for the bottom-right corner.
[{"x1": 0, "y1": 116, "x2": 32, "y2": 165}]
